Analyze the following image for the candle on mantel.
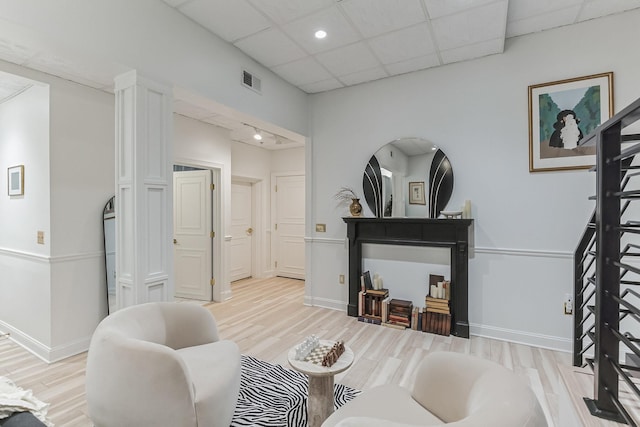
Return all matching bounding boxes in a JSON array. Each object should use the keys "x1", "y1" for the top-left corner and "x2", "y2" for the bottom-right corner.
[{"x1": 462, "y1": 200, "x2": 471, "y2": 219}]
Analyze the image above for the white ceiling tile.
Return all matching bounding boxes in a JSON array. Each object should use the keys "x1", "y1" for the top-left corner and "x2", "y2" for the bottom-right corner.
[
  {"x1": 299, "y1": 78, "x2": 344, "y2": 93},
  {"x1": 507, "y1": 0, "x2": 583, "y2": 22},
  {"x1": 506, "y1": 6, "x2": 582, "y2": 37},
  {"x1": 315, "y1": 42, "x2": 380, "y2": 76},
  {"x1": 0, "y1": 71, "x2": 35, "y2": 104},
  {"x1": 368, "y1": 24, "x2": 435, "y2": 65},
  {"x1": 338, "y1": 67, "x2": 388, "y2": 86},
  {"x1": 162, "y1": 0, "x2": 190, "y2": 7},
  {"x1": 385, "y1": 54, "x2": 440, "y2": 76},
  {"x1": 440, "y1": 37, "x2": 504, "y2": 64},
  {"x1": 431, "y1": 1, "x2": 507, "y2": 50},
  {"x1": 340, "y1": 0, "x2": 426, "y2": 38},
  {"x1": 281, "y1": 6, "x2": 360, "y2": 54},
  {"x1": 179, "y1": 0, "x2": 271, "y2": 42},
  {"x1": 0, "y1": 38, "x2": 37, "y2": 66},
  {"x1": 249, "y1": 0, "x2": 334, "y2": 24},
  {"x1": 424, "y1": 0, "x2": 503, "y2": 19},
  {"x1": 234, "y1": 28, "x2": 306, "y2": 67},
  {"x1": 577, "y1": 0, "x2": 640, "y2": 22},
  {"x1": 272, "y1": 57, "x2": 333, "y2": 86}
]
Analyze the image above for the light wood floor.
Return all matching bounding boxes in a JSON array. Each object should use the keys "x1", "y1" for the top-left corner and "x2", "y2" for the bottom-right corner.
[{"x1": 0, "y1": 277, "x2": 571, "y2": 426}]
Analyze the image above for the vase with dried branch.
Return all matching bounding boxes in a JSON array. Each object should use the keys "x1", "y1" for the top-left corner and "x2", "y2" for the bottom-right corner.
[{"x1": 334, "y1": 187, "x2": 363, "y2": 217}]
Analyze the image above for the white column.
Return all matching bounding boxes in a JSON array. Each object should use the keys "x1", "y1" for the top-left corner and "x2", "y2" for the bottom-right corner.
[{"x1": 114, "y1": 70, "x2": 173, "y2": 309}]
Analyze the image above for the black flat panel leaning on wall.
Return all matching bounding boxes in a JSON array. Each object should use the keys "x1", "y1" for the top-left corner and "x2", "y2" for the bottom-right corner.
[
  {"x1": 363, "y1": 155, "x2": 383, "y2": 217},
  {"x1": 343, "y1": 217, "x2": 473, "y2": 338},
  {"x1": 429, "y1": 149, "x2": 454, "y2": 218}
]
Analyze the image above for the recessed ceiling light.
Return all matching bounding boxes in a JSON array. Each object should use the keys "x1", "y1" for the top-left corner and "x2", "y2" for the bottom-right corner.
[{"x1": 315, "y1": 30, "x2": 327, "y2": 39}]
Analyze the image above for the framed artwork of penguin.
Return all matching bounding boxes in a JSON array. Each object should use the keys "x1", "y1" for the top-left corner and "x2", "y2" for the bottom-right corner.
[{"x1": 528, "y1": 72, "x2": 613, "y2": 172}]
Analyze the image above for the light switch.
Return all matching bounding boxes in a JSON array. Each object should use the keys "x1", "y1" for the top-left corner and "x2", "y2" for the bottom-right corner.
[
  {"x1": 37, "y1": 231, "x2": 44, "y2": 245},
  {"x1": 316, "y1": 224, "x2": 326, "y2": 232}
]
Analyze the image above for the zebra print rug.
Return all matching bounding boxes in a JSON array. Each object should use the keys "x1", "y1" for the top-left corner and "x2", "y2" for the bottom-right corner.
[{"x1": 232, "y1": 354, "x2": 360, "y2": 427}]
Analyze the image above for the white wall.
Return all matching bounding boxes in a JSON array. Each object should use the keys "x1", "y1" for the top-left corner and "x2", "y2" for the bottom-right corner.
[
  {"x1": 307, "y1": 10, "x2": 640, "y2": 351},
  {"x1": 0, "y1": 61, "x2": 115, "y2": 361},
  {"x1": 49, "y1": 76, "x2": 115, "y2": 357},
  {"x1": 0, "y1": 0, "x2": 308, "y2": 138},
  {"x1": 0, "y1": 82, "x2": 51, "y2": 349},
  {"x1": 271, "y1": 147, "x2": 305, "y2": 172}
]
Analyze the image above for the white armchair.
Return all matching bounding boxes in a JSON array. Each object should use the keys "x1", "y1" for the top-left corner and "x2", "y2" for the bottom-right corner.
[
  {"x1": 85, "y1": 302, "x2": 240, "y2": 427},
  {"x1": 323, "y1": 351, "x2": 547, "y2": 427}
]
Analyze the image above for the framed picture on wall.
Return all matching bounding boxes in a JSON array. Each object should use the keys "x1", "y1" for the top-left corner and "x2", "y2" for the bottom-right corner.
[
  {"x1": 528, "y1": 72, "x2": 613, "y2": 172},
  {"x1": 8, "y1": 165, "x2": 24, "y2": 196},
  {"x1": 409, "y1": 181, "x2": 425, "y2": 205}
]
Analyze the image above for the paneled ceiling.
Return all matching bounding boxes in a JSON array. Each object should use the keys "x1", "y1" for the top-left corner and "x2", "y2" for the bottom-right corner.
[
  {"x1": 1, "y1": 1, "x2": 640, "y2": 150},
  {"x1": 162, "y1": 0, "x2": 640, "y2": 94}
]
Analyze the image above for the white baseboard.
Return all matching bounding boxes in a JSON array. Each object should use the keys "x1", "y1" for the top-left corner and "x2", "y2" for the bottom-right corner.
[
  {"x1": 304, "y1": 295, "x2": 345, "y2": 311},
  {"x1": 297, "y1": 302, "x2": 572, "y2": 352},
  {"x1": 470, "y1": 323, "x2": 571, "y2": 353},
  {"x1": 221, "y1": 288, "x2": 233, "y2": 301},
  {"x1": 48, "y1": 336, "x2": 92, "y2": 363},
  {"x1": 0, "y1": 320, "x2": 90, "y2": 363}
]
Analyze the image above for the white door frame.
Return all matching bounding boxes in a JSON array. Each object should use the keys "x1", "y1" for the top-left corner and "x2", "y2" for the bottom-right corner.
[
  {"x1": 271, "y1": 170, "x2": 305, "y2": 278},
  {"x1": 232, "y1": 176, "x2": 265, "y2": 279},
  {"x1": 174, "y1": 158, "x2": 224, "y2": 301}
]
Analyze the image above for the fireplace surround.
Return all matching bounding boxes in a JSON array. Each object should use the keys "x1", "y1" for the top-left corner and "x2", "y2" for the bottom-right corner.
[{"x1": 343, "y1": 217, "x2": 473, "y2": 338}]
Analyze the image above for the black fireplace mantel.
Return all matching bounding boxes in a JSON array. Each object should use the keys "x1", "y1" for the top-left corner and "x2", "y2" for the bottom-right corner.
[{"x1": 343, "y1": 217, "x2": 473, "y2": 338}]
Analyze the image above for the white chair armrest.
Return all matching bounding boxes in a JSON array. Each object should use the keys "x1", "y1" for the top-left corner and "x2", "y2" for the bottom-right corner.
[{"x1": 86, "y1": 333, "x2": 197, "y2": 427}]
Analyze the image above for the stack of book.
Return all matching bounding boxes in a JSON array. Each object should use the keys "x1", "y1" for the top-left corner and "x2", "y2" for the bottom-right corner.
[
  {"x1": 423, "y1": 296, "x2": 451, "y2": 336},
  {"x1": 387, "y1": 299, "x2": 412, "y2": 328},
  {"x1": 358, "y1": 288, "x2": 389, "y2": 324}
]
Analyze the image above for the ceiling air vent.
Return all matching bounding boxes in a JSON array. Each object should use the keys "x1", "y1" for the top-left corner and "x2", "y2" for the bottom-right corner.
[{"x1": 242, "y1": 69, "x2": 261, "y2": 94}]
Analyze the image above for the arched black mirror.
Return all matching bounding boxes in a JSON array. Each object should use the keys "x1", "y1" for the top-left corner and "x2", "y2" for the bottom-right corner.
[
  {"x1": 363, "y1": 138, "x2": 454, "y2": 218},
  {"x1": 103, "y1": 196, "x2": 116, "y2": 314}
]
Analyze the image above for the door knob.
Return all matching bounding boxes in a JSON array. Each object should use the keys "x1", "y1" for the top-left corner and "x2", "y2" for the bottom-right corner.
[
  {"x1": 173, "y1": 238, "x2": 177, "y2": 244},
  {"x1": 246, "y1": 227, "x2": 253, "y2": 235}
]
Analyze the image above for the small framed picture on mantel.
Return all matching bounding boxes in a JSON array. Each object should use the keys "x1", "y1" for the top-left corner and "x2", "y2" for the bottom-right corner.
[
  {"x1": 8, "y1": 165, "x2": 24, "y2": 196},
  {"x1": 409, "y1": 181, "x2": 425, "y2": 205}
]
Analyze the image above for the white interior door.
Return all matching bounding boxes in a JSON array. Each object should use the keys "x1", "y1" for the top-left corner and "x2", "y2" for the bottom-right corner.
[
  {"x1": 230, "y1": 181, "x2": 253, "y2": 282},
  {"x1": 275, "y1": 175, "x2": 305, "y2": 279},
  {"x1": 173, "y1": 170, "x2": 212, "y2": 301}
]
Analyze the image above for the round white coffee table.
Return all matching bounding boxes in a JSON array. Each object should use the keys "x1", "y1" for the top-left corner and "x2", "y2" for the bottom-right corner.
[{"x1": 288, "y1": 340, "x2": 354, "y2": 427}]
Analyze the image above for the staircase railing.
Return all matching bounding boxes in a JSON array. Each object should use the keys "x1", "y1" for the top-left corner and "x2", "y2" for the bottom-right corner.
[{"x1": 573, "y1": 96, "x2": 640, "y2": 425}]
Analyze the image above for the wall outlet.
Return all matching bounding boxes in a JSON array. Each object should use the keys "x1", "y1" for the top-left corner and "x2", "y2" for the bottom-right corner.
[
  {"x1": 316, "y1": 223, "x2": 326, "y2": 232},
  {"x1": 37, "y1": 231, "x2": 44, "y2": 245},
  {"x1": 564, "y1": 294, "x2": 573, "y2": 315},
  {"x1": 339, "y1": 274, "x2": 345, "y2": 284}
]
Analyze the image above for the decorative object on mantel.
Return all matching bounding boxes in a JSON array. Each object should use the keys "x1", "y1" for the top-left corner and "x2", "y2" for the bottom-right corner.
[
  {"x1": 440, "y1": 210, "x2": 462, "y2": 219},
  {"x1": 334, "y1": 186, "x2": 362, "y2": 217},
  {"x1": 363, "y1": 138, "x2": 454, "y2": 218},
  {"x1": 462, "y1": 200, "x2": 472, "y2": 219},
  {"x1": 428, "y1": 149, "x2": 454, "y2": 218}
]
